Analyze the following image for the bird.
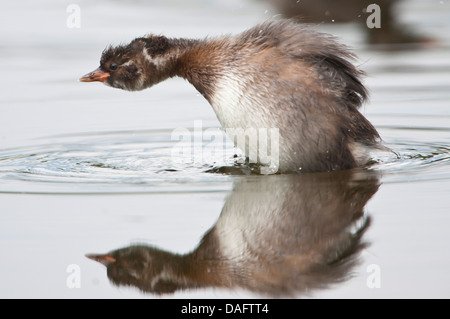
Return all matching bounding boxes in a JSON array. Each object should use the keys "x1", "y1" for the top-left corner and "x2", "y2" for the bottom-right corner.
[
  {"x1": 263, "y1": 0, "x2": 433, "y2": 46},
  {"x1": 79, "y1": 19, "x2": 382, "y2": 173}
]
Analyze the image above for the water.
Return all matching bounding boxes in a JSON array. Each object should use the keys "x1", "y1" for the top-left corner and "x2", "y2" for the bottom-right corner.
[
  {"x1": 0, "y1": 129, "x2": 236, "y2": 194},
  {"x1": 1, "y1": 0, "x2": 450, "y2": 298}
]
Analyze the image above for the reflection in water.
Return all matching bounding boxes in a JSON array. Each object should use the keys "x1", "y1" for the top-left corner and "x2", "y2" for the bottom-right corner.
[
  {"x1": 87, "y1": 170, "x2": 380, "y2": 297},
  {"x1": 263, "y1": 0, "x2": 432, "y2": 46}
]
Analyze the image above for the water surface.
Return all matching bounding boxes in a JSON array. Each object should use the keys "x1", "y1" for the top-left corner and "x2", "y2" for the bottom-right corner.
[{"x1": 1, "y1": 0, "x2": 450, "y2": 298}]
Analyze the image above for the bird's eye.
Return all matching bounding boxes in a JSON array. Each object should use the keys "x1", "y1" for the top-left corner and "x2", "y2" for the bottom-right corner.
[{"x1": 110, "y1": 63, "x2": 118, "y2": 71}]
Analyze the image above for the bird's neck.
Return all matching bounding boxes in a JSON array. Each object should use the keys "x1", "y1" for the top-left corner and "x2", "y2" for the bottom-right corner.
[{"x1": 171, "y1": 38, "x2": 226, "y2": 102}]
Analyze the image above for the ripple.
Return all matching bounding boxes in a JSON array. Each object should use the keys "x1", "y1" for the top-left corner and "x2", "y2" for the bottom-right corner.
[
  {"x1": 0, "y1": 129, "x2": 239, "y2": 194},
  {"x1": 0, "y1": 127, "x2": 449, "y2": 194},
  {"x1": 368, "y1": 128, "x2": 450, "y2": 183}
]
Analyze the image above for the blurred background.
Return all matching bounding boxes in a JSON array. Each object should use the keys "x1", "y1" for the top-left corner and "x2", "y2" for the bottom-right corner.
[
  {"x1": 263, "y1": 0, "x2": 436, "y2": 45},
  {"x1": 1, "y1": 0, "x2": 448, "y2": 149},
  {"x1": 1, "y1": 0, "x2": 450, "y2": 299}
]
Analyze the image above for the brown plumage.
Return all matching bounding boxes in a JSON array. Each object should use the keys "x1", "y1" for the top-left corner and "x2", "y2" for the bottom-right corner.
[{"x1": 80, "y1": 19, "x2": 382, "y2": 173}]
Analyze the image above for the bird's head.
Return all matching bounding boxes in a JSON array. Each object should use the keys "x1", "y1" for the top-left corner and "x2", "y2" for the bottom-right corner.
[{"x1": 79, "y1": 35, "x2": 172, "y2": 91}]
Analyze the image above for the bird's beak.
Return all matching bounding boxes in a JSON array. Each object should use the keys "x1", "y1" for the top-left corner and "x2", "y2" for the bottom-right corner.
[
  {"x1": 85, "y1": 253, "x2": 116, "y2": 266},
  {"x1": 79, "y1": 68, "x2": 110, "y2": 82}
]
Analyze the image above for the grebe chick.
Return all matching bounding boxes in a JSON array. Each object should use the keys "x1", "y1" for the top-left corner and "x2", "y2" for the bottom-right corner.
[{"x1": 80, "y1": 19, "x2": 381, "y2": 173}]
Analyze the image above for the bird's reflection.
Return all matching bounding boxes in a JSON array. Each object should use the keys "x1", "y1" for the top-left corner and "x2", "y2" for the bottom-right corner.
[{"x1": 87, "y1": 169, "x2": 380, "y2": 297}]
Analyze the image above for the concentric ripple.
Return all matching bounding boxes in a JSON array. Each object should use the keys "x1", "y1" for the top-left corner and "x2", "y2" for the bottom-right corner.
[
  {"x1": 0, "y1": 127, "x2": 449, "y2": 194},
  {"x1": 0, "y1": 129, "x2": 238, "y2": 194},
  {"x1": 368, "y1": 127, "x2": 450, "y2": 183}
]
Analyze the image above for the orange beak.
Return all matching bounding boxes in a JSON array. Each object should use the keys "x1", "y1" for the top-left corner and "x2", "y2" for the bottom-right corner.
[
  {"x1": 79, "y1": 68, "x2": 110, "y2": 82},
  {"x1": 85, "y1": 253, "x2": 116, "y2": 266}
]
